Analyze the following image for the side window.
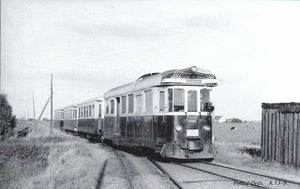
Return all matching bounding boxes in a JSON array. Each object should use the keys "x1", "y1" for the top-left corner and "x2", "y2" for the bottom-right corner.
[
  {"x1": 159, "y1": 91, "x2": 165, "y2": 112},
  {"x1": 136, "y1": 94, "x2": 143, "y2": 113},
  {"x1": 145, "y1": 90, "x2": 152, "y2": 113},
  {"x1": 168, "y1": 89, "x2": 173, "y2": 112},
  {"x1": 121, "y1": 96, "x2": 126, "y2": 113},
  {"x1": 128, "y1": 94, "x2": 134, "y2": 113},
  {"x1": 89, "y1": 105, "x2": 92, "y2": 117},
  {"x1": 110, "y1": 100, "x2": 115, "y2": 114},
  {"x1": 105, "y1": 100, "x2": 109, "y2": 114}
]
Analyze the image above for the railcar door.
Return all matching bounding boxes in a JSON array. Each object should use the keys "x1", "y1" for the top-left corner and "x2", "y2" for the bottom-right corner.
[
  {"x1": 155, "y1": 90, "x2": 167, "y2": 145},
  {"x1": 114, "y1": 97, "x2": 120, "y2": 136},
  {"x1": 98, "y1": 103, "x2": 103, "y2": 135}
]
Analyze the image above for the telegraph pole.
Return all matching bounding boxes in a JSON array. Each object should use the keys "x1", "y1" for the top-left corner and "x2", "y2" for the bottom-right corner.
[
  {"x1": 50, "y1": 74, "x2": 53, "y2": 134},
  {"x1": 33, "y1": 92, "x2": 36, "y2": 123}
]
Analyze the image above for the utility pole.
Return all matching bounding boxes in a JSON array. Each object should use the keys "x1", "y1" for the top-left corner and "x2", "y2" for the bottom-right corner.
[
  {"x1": 33, "y1": 92, "x2": 36, "y2": 123},
  {"x1": 50, "y1": 74, "x2": 53, "y2": 134}
]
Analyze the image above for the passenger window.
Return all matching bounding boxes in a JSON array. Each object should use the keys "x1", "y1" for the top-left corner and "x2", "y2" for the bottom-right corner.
[
  {"x1": 136, "y1": 94, "x2": 143, "y2": 113},
  {"x1": 105, "y1": 100, "x2": 109, "y2": 114},
  {"x1": 121, "y1": 96, "x2": 126, "y2": 113},
  {"x1": 128, "y1": 94, "x2": 134, "y2": 113},
  {"x1": 188, "y1": 90, "x2": 197, "y2": 112},
  {"x1": 145, "y1": 90, "x2": 152, "y2": 113},
  {"x1": 89, "y1": 105, "x2": 92, "y2": 117},
  {"x1": 159, "y1": 91, "x2": 165, "y2": 111},
  {"x1": 110, "y1": 100, "x2": 115, "y2": 114}
]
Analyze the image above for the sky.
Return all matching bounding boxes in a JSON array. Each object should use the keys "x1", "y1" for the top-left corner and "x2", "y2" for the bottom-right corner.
[{"x1": 1, "y1": 0, "x2": 300, "y2": 121}]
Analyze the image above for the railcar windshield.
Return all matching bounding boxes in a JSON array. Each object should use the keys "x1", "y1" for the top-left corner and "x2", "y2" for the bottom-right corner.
[
  {"x1": 188, "y1": 90, "x2": 197, "y2": 112},
  {"x1": 200, "y1": 88, "x2": 210, "y2": 111},
  {"x1": 168, "y1": 88, "x2": 185, "y2": 112},
  {"x1": 166, "y1": 88, "x2": 211, "y2": 112}
]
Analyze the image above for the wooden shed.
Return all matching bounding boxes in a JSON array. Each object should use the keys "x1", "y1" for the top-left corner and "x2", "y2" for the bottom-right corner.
[{"x1": 261, "y1": 102, "x2": 300, "y2": 167}]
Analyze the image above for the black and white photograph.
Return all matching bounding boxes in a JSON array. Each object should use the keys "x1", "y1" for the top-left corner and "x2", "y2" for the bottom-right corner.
[{"x1": 1, "y1": 0, "x2": 300, "y2": 188}]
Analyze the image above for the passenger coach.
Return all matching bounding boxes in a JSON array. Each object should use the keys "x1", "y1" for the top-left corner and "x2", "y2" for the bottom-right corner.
[
  {"x1": 77, "y1": 97, "x2": 105, "y2": 137},
  {"x1": 103, "y1": 66, "x2": 218, "y2": 160},
  {"x1": 54, "y1": 108, "x2": 64, "y2": 130}
]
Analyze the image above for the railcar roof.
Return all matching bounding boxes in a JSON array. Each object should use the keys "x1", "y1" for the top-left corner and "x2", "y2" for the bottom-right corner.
[{"x1": 104, "y1": 66, "x2": 217, "y2": 98}]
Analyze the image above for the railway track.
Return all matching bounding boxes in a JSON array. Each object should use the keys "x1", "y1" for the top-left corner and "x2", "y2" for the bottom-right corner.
[
  {"x1": 147, "y1": 158, "x2": 300, "y2": 189},
  {"x1": 112, "y1": 149, "x2": 136, "y2": 189}
]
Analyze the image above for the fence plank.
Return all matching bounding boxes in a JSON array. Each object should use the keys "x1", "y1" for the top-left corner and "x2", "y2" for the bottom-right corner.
[
  {"x1": 279, "y1": 112, "x2": 284, "y2": 163},
  {"x1": 288, "y1": 114, "x2": 294, "y2": 164},
  {"x1": 271, "y1": 112, "x2": 276, "y2": 161},
  {"x1": 261, "y1": 110, "x2": 265, "y2": 160},
  {"x1": 294, "y1": 114, "x2": 299, "y2": 167},
  {"x1": 283, "y1": 114, "x2": 289, "y2": 164},
  {"x1": 268, "y1": 111, "x2": 272, "y2": 160}
]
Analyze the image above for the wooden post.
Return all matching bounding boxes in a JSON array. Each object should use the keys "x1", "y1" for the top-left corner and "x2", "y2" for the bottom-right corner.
[{"x1": 295, "y1": 119, "x2": 300, "y2": 170}]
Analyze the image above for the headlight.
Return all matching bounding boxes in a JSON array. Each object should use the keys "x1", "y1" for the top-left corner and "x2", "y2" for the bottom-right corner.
[
  {"x1": 74, "y1": 127, "x2": 78, "y2": 131},
  {"x1": 202, "y1": 125, "x2": 211, "y2": 132},
  {"x1": 191, "y1": 66, "x2": 198, "y2": 73},
  {"x1": 175, "y1": 125, "x2": 183, "y2": 132}
]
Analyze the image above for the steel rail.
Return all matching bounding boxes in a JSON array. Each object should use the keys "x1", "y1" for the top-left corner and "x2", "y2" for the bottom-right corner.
[
  {"x1": 197, "y1": 161, "x2": 300, "y2": 186},
  {"x1": 172, "y1": 162, "x2": 269, "y2": 189},
  {"x1": 147, "y1": 157, "x2": 184, "y2": 189},
  {"x1": 113, "y1": 149, "x2": 135, "y2": 189}
]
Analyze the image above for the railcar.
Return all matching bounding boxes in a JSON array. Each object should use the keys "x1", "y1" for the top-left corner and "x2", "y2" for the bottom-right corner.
[
  {"x1": 54, "y1": 108, "x2": 64, "y2": 130},
  {"x1": 77, "y1": 97, "x2": 105, "y2": 137},
  {"x1": 103, "y1": 66, "x2": 218, "y2": 160}
]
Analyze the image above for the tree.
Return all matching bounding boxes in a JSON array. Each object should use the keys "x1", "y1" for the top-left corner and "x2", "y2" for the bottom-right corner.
[
  {"x1": 0, "y1": 93, "x2": 16, "y2": 141},
  {"x1": 231, "y1": 118, "x2": 243, "y2": 123}
]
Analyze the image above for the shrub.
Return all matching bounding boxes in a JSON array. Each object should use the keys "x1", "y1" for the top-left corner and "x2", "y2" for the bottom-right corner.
[
  {"x1": 231, "y1": 118, "x2": 243, "y2": 123},
  {"x1": 0, "y1": 93, "x2": 16, "y2": 141}
]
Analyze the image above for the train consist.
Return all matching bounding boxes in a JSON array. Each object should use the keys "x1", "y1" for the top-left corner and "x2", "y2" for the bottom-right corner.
[{"x1": 54, "y1": 66, "x2": 218, "y2": 160}]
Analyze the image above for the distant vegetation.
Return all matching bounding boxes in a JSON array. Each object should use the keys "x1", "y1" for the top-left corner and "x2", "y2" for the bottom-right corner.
[
  {"x1": 0, "y1": 93, "x2": 16, "y2": 141},
  {"x1": 230, "y1": 118, "x2": 243, "y2": 123}
]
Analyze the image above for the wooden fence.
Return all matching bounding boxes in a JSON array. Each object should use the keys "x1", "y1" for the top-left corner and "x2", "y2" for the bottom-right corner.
[{"x1": 261, "y1": 102, "x2": 300, "y2": 167}]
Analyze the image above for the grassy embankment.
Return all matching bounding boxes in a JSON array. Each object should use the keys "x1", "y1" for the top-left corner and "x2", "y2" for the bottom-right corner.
[
  {"x1": 0, "y1": 121, "x2": 108, "y2": 189},
  {"x1": 213, "y1": 122, "x2": 299, "y2": 177}
]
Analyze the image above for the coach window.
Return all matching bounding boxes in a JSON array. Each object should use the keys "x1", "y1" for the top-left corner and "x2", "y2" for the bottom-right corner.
[
  {"x1": 168, "y1": 89, "x2": 173, "y2": 112},
  {"x1": 105, "y1": 100, "x2": 109, "y2": 114},
  {"x1": 188, "y1": 90, "x2": 197, "y2": 112},
  {"x1": 121, "y1": 96, "x2": 126, "y2": 113},
  {"x1": 136, "y1": 94, "x2": 143, "y2": 113},
  {"x1": 128, "y1": 94, "x2": 134, "y2": 113},
  {"x1": 110, "y1": 100, "x2": 115, "y2": 114},
  {"x1": 89, "y1": 105, "x2": 92, "y2": 117},
  {"x1": 159, "y1": 91, "x2": 165, "y2": 112},
  {"x1": 145, "y1": 90, "x2": 152, "y2": 113}
]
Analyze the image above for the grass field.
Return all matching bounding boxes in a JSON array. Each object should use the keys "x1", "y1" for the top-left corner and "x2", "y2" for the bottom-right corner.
[
  {"x1": 213, "y1": 121, "x2": 261, "y2": 144},
  {"x1": 0, "y1": 121, "x2": 109, "y2": 189},
  {"x1": 1, "y1": 120, "x2": 298, "y2": 188}
]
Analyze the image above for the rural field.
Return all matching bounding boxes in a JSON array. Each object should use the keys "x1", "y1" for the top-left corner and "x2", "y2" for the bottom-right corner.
[{"x1": 0, "y1": 120, "x2": 299, "y2": 189}]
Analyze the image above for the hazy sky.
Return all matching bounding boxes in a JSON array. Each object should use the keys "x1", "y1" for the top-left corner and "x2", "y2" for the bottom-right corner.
[{"x1": 1, "y1": 0, "x2": 300, "y2": 121}]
